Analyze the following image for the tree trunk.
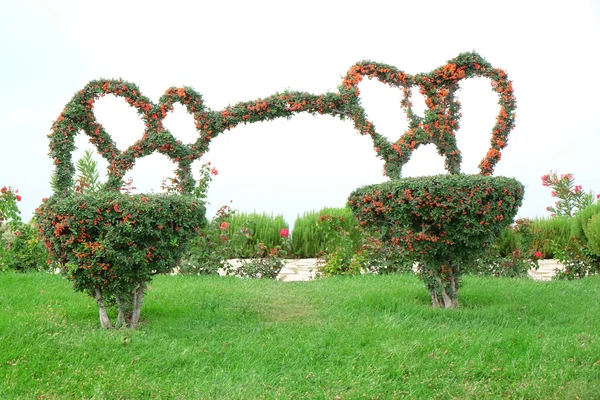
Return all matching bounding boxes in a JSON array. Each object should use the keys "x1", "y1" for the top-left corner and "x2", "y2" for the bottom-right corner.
[
  {"x1": 129, "y1": 282, "x2": 146, "y2": 329},
  {"x1": 424, "y1": 262, "x2": 460, "y2": 309},
  {"x1": 94, "y1": 286, "x2": 112, "y2": 329},
  {"x1": 115, "y1": 281, "x2": 146, "y2": 329}
]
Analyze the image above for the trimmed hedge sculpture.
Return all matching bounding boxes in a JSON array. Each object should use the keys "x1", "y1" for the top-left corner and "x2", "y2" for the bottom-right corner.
[
  {"x1": 349, "y1": 176, "x2": 523, "y2": 307},
  {"x1": 37, "y1": 51, "x2": 521, "y2": 328}
]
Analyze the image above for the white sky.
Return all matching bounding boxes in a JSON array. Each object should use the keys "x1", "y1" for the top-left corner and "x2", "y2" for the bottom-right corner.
[{"x1": 1, "y1": 0, "x2": 599, "y2": 228}]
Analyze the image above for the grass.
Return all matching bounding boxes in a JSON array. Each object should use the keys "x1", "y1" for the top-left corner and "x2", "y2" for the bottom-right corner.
[{"x1": 1, "y1": 273, "x2": 600, "y2": 399}]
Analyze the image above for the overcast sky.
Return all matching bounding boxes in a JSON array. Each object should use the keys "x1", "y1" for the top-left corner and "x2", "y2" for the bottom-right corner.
[{"x1": 2, "y1": 0, "x2": 599, "y2": 228}]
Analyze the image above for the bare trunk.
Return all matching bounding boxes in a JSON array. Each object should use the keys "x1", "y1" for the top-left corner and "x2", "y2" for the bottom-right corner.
[
  {"x1": 428, "y1": 267, "x2": 460, "y2": 309},
  {"x1": 129, "y1": 283, "x2": 146, "y2": 329},
  {"x1": 115, "y1": 281, "x2": 146, "y2": 329},
  {"x1": 94, "y1": 286, "x2": 112, "y2": 329},
  {"x1": 115, "y1": 295, "x2": 127, "y2": 328}
]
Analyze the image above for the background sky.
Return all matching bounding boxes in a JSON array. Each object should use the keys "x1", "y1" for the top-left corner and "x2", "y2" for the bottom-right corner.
[{"x1": 2, "y1": 0, "x2": 600, "y2": 229}]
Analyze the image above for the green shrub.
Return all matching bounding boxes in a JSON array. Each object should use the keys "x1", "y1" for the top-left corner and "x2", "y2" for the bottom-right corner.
[
  {"x1": 349, "y1": 174, "x2": 524, "y2": 308},
  {"x1": 583, "y1": 214, "x2": 600, "y2": 256},
  {"x1": 221, "y1": 212, "x2": 289, "y2": 258},
  {"x1": 37, "y1": 192, "x2": 206, "y2": 328},
  {"x1": 0, "y1": 220, "x2": 52, "y2": 273},
  {"x1": 571, "y1": 202, "x2": 600, "y2": 247},
  {"x1": 292, "y1": 207, "x2": 362, "y2": 258},
  {"x1": 552, "y1": 237, "x2": 600, "y2": 280},
  {"x1": 529, "y1": 217, "x2": 572, "y2": 258},
  {"x1": 473, "y1": 219, "x2": 540, "y2": 278}
]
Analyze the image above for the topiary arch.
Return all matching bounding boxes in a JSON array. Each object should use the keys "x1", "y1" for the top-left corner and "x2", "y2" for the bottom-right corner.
[
  {"x1": 48, "y1": 51, "x2": 515, "y2": 194},
  {"x1": 38, "y1": 52, "x2": 522, "y2": 328}
]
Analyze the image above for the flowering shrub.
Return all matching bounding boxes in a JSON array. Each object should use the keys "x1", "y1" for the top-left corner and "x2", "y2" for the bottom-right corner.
[
  {"x1": 41, "y1": 51, "x2": 516, "y2": 317},
  {"x1": 552, "y1": 237, "x2": 600, "y2": 280},
  {"x1": 315, "y1": 214, "x2": 364, "y2": 276},
  {"x1": 37, "y1": 192, "x2": 206, "y2": 328},
  {"x1": 0, "y1": 186, "x2": 22, "y2": 227},
  {"x1": 349, "y1": 175, "x2": 524, "y2": 307},
  {"x1": 47, "y1": 52, "x2": 513, "y2": 192},
  {"x1": 0, "y1": 219, "x2": 51, "y2": 273},
  {"x1": 541, "y1": 171, "x2": 597, "y2": 217}
]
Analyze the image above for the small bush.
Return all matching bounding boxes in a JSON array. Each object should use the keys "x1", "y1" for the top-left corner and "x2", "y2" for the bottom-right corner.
[
  {"x1": 474, "y1": 218, "x2": 540, "y2": 278},
  {"x1": 529, "y1": 217, "x2": 572, "y2": 258},
  {"x1": 37, "y1": 191, "x2": 206, "y2": 328},
  {"x1": 0, "y1": 220, "x2": 52, "y2": 273},
  {"x1": 222, "y1": 212, "x2": 289, "y2": 258},
  {"x1": 571, "y1": 202, "x2": 600, "y2": 247},
  {"x1": 349, "y1": 174, "x2": 524, "y2": 308},
  {"x1": 292, "y1": 207, "x2": 362, "y2": 258},
  {"x1": 584, "y1": 214, "x2": 600, "y2": 256}
]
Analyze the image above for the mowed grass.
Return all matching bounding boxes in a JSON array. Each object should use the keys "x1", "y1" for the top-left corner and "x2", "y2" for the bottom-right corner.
[{"x1": 1, "y1": 273, "x2": 599, "y2": 399}]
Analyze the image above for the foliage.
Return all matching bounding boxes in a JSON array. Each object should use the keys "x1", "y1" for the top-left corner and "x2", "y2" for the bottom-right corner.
[
  {"x1": 541, "y1": 171, "x2": 598, "y2": 217},
  {"x1": 474, "y1": 218, "x2": 541, "y2": 278},
  {"x1": 292, "y1": 207, "x2": 362, "y2": 258},
  {"x1": 528, "y1": 216, "x2": 573, "y2": 259},
  {"x1": 221, "y1": 211, "x2": 289, "y2": 258},
  {"x1": 0, "y1": 186, "x2": 22, "y2": 228},
  {"x1": 47, "y1": 52, "x2": 513, "y2": 195},
  {"x1": 552, "y1": 237, "x2": 600, "y2": 280},
  {"x1": 570, "y1": 202, "x2": 600, "y2": 247},
  {"x1": 36, "y1": 191, "x2": 206, "y2": 328},
  {"x1": 583, "y1": 214, "x2": 600, "y2": 256},
  {"x1": 349, "y1": 175, "x2": 524, "y2": 307},
  {"x1": 177, "y1": 205, "x2": 236, "y2": 276},
  {"x1": 43, "y1": 52, "x2": 516, "y2": 315},
  {"x1": 224, "y1": 236, "x2": 290, "y2": 279},
  {"x1": 0, "y1": 219, "x2": 52, "y2": 273},
  {"x1": 315, "y1": 214, "x2": 364, "y2": 276},
  {"x1": 179, "y1": 206, "x2": 292, "y2": 278}
]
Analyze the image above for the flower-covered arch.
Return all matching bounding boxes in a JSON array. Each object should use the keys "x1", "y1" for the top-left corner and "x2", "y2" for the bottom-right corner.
[{"x1": 48, "y1": 51, "x2": 515, "y2": 195}]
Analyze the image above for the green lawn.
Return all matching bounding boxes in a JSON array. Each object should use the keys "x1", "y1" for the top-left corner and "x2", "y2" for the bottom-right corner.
[{"x1": 1, "y1": 273, "x2": 599, "y2": 399}]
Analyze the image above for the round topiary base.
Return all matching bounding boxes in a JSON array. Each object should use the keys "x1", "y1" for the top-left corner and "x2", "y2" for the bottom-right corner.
[
  {"x1": 37, "y1": 191, "x2": 206, "y2": 327},
  {"x1": 348, "y1": 174, "x2": 524, "y2": 307}
]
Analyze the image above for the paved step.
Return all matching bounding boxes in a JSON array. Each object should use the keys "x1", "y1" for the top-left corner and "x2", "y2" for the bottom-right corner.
[{"x1": 221, "y1": 259, "x2": 564, "y2": 282}]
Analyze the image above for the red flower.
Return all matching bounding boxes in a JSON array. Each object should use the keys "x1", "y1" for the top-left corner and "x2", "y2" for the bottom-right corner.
[
  {"x1": 220, "y1": 221, "x2": 229, "y2": 231},
  {"x1": 534, "y1": 251, "x2": 543, "y2": 259},
  {"x1": 16, "y1": 195, "x2": 21, "y2": 202},
  {"x1": 211, "y1": 167, "x2": 218, "y2": 176},
  {"x1": 280, "y1": 228, "x2": 289, "y2": 238},
  {"x1": 1, "y1": 187, "x2": 6, "y2": 193}
]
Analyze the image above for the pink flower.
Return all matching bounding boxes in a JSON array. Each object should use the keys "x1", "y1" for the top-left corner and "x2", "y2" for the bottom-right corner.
[
  {"x1": 550, "y1": 191, "x2": 556, "y2": 197},
  {"x1": 596, "y1": 194, "x2": 600, "y2": 200},
  {"x1": 211, "y1": 167, "x2": 218, "y2": 176},
  {"x1": 541, "y1": 175, "x2": 549, "y2": 187},
  {"x1": 219, "y1": 221, "x2": 229, "y2": 231},
  {"x1": 574, "y1": 185, "x2": 582, "y2": 193},
  {"x1": 534, "y1": 251, "x2": 543, "y2": 259},
  {"x1": 14, "y1": 231, "x2": 22, "y2": 237},
  {"x1": 280, "y1": 228, "x2": 289, "y2": 238}
]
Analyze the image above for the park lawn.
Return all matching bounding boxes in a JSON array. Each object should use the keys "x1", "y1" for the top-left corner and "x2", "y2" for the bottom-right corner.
[{"x1": 0, "y1": 272, "x2": 599, "y2": 399}]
